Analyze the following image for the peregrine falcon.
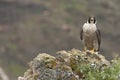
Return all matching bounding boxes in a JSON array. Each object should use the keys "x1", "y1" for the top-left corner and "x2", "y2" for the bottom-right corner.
[{"x1": 80, "y1": 17, "x2": 101, "y2": 52}]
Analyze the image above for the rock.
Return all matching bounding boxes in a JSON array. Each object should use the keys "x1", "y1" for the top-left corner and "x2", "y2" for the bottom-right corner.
[{"x1": 18, "y1": 49, "x2": 110, "y2": 80}]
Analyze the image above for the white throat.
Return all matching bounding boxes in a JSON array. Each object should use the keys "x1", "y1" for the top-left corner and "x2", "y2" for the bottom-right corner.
[{"x1": 83, "y1": 22, "x2": 97, "y2": 33}]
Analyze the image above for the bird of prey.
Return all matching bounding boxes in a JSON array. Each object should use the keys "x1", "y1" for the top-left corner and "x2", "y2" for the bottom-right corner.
[{"x1": 80, "y1": 17, "x2": 101, "y2": 52}]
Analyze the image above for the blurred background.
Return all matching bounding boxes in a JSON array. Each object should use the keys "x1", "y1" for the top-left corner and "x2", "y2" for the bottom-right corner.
[{"x1": 0, "y1": 0, "x2": 120, "y2": 80}]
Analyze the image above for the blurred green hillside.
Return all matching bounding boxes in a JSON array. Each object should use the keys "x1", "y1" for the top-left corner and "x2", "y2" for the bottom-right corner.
[{"x1": 0, "y1": 0, "x2": 120, "y2": 80}]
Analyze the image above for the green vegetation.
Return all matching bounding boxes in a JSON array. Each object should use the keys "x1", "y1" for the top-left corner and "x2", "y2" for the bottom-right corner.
[{"x1": 77, "y1": 58, "x2": 120, "y2": 80}]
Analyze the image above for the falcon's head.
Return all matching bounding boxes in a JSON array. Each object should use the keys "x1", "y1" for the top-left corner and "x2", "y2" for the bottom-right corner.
[{"x1": 88, "y1": 17, "x2": 96, "y2": 24}]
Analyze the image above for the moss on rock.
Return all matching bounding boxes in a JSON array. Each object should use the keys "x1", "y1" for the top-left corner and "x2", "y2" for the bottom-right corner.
[{"x1": 18, "y1": 49, "x2": 120, "y2": 80}]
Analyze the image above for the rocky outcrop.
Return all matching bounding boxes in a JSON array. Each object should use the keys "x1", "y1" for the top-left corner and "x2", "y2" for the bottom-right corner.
[{"x1": 18, "y1": 49, "x2": 110, "y2": 80}]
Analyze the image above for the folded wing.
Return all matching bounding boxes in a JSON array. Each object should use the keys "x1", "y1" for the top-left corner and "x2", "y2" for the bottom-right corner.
[{"x1": 95, "y1": 29, "x2": 101, "y2": 51}]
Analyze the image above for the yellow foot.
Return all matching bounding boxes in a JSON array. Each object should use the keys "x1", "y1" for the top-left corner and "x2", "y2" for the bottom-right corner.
[
  {"x1": 83, "y1": 47, "x2": 86, "y2": 52},
  {"x1": 90, "y1": 48, "x2": 95, "y2": 53}
]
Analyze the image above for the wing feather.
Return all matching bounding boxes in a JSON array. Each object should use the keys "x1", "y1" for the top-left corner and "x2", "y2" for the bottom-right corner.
[
  {"x1": 96, "y1": 29, "x2": 101, "y2": 51},
  {"x1": 80, "y1": 28, "x2": 83, "y2": 40}
]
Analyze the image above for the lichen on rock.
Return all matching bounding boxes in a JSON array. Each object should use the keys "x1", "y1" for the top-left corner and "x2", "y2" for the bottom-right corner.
[{"x1": 18, "y1": 49, "x2": 115, "y2": 80}]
